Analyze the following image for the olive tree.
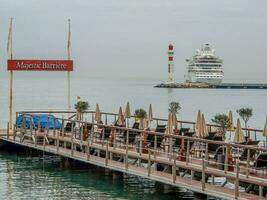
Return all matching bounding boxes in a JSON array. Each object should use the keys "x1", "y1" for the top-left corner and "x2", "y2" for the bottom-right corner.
[
  {"x1": 211, "y1": 113, "x2": 231, "y2": 138},
  {"x1": 169, "y1": 101, "x2": 181, "y2": 114},
  {"x1": 134, "y1": 108, "x2": 147, "y2": 119},
  {"x1": 236, "y1": 108, "x2": 253, "y2": 129}
]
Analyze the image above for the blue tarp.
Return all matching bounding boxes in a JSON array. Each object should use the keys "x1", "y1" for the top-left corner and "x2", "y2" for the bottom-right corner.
[{"x1": 16, "y1": 114, "x2": 62, "y2": 129}]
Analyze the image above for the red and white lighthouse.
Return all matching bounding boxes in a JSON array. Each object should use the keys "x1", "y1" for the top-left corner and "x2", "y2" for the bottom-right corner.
[{"x1": 167, "y1": 43, "x2": 174, "y2": 83}]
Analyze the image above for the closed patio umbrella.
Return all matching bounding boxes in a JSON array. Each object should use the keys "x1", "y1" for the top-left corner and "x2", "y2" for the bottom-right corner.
[
  {"x1": 234, "y1": 118, "x2": 245, "y2": 143},
  {"x1": 124, "y1": 102, "x2": 131, "y2": 127},
  {"x1": 195, "y1": 110, "x2": 202, "y2": 137},
  {"x1": 124, "y1": 102, "x2": 131, "y2": 118},
  {"x1": 143, "y1": 116, "x2": 149, "y2": 130},
  {"x1": 95, "y1": 104, "x2": 102, "y2": 123},
  {"x1": 117, "y1": 107, "x2": 125, "y2": 126},
  {"x1": 201, "y1": 113, "x2": 209, "y2": 138},
  {"x1": 263, "y1": 117, "x2": 267, "y2": 147},
  {"x1": 166, "y1": 112, "x2": 174, "y2": 135},
  {"x1": 228, "y1": 111, "x2": 235, "y2": 131},
  {"x1": 171, "y1": 110, "x2": 178, "y2": 130},
  {"x1": 148, "y1": 104, "x2": 153, "y2": 122}
]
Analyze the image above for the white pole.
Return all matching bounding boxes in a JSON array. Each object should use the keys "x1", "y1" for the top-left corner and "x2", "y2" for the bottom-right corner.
[
  {"x1": 7, "y1": 18, "x2": 14, "y2": 132},
  {"x1": 67, "y1": 19, "x2": 71, "y2": 112}
]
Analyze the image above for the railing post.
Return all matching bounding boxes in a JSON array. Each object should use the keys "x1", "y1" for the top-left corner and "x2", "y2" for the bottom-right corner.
[
  {"x1": 43, "y1": 129, "x2": 46, "y2": 151},
  {"x1": 235, "y1": 163, "x2": 240, "y2": 199},
  {"x1": 254, "y1": 130, "x2": 257, "y2": 141},
  {"x1": 57, "y1": 127, "x2": 59, "y2": 153},
  {"x1": 205, "y1": 142, "x2": 209, "y2": 162},
  {"x1": 246, "y1": 148, "x2": 250, "y2": 178},
  {"x1": 7, "y1": 122, "x2": 10, "y2": 139},
  {"x1": 13, "y1": 122, "x2": 16, "y2": 141},
  {"x1": 154, "y1": 135, "x2": 157, "y2": 158},
  {"x1": 80, "y1": 123, "x2": 84, "y2": 143},
  {"x1": 259, "y1": 185, "x2": 263, "y2": 197},
  {"x1": 225, "y1": 145, "x2": 229, "y2": 173},
  {"x1": 71, "y1": 123, "x2": 74, "y2": 157},
  {"x1": 30, "y1": 118, "x2": 33, "y2": 139},
  {"x1": 34, "y1": 121, "x2": 37, "y2": 147},
  {"x1": 91, "y1": 113, "x2": 94, "y2": 124},
  {"x1": 140, "y1": 133, "x2": 143, "y2": 157},
  {"x1": 22, "y1": 114, "x2": 26, "y2": 135},
  {"x1": 148, "y1": 149, "x2": 151, "y2": 177},
  {"x1": 90, "y1": 123, "x2": 94, "y2": 145},
  {"x1": 105, "y1": 140, "x2": 109, "y2": 166},
  {"x1": 169, "y1": 135, "x2": 173, "y2": 161},
  {"x1": 201, "y1": 157, "x2": 206, "y2": 191},
  {"x1": 53, "y1": 118, "x2": 56, "y2": 137},
  {"x1": 172, "y1": 153, "x2": 176, "y2": 183},
  {"x1": 125, "y1": 131, "x2": 129, "y2": 171},
  {"x1": 61, "y1": 117, "x2": 65, "y2": 136},
  {"x1": 113, "y1": 130, "x2": 116, "y2": 150},
  {"x1": 87, "y1": 135, "x2": 90, "y2": 160},
  {"x1": 186, "y1": 139, "x2": 190, "y2": 165},
  {"x1": 105, "y1": 114, "x2": 107, "y2": 125}
]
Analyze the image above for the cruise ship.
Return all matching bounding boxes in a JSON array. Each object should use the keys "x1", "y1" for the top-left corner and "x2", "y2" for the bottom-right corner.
[{"x1": 186, "y1": 44, "x2": 223, "y2": 84}]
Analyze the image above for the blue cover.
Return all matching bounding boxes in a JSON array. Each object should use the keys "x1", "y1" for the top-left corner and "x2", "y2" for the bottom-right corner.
[{"x1": 16, "y1": 114, "x2": 62, "y2": 129}]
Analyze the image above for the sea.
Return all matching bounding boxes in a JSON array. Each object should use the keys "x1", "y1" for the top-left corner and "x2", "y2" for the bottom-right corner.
[{"x1": 0, "y1": 76, "x2": 267, "y2": 200}]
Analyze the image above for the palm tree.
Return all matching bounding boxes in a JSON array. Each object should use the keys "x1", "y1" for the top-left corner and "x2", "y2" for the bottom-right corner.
[
  {"x1": 75, "y1": 101, "x2": 89, "y2": 120},
  {"x1": 236, "y1": 107, "x2": 253, "y2": 136}
]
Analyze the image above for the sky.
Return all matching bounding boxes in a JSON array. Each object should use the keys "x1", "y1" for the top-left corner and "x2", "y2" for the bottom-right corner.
[{"x1": 1, "y1": 0, "x2": 267, "y2": 82}]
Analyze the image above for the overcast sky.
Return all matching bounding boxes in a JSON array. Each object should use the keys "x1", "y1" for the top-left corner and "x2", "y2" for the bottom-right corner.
[{"x1": 1, "y1": 0, "x2": 267, "y2": 82}]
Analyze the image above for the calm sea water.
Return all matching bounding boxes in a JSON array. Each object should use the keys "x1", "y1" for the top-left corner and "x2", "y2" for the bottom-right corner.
[{"x1": 0, "y1": 77, "x2": 267, "y2": 199}]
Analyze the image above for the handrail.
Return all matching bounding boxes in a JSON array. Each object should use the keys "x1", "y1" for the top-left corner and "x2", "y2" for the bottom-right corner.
[
  {"x1": 17, "y1": 110, "x2": 264, "y2": 133},
  {"x1": 19, "y1": 113, "x2": 267, "y2": 152}
]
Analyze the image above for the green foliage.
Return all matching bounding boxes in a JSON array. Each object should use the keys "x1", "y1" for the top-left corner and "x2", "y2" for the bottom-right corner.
[
  {"x1": 134, "y1": 108, "x2": 147, "y2": 119},
  {"x1": 236, "y1": 107, "x2": 253, "y2": 127},
  {"x1": 211, "y1": 113, "x2": 231, "y2": 133},
  {"x1": 75, "y1": 101, "x2": 89, "y2": 113},
  {"x1": 169, "y1": 101, "x2": 181, "y2": 114}
]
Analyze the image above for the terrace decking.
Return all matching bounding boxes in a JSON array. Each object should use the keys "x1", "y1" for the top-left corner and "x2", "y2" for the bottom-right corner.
[{"x1": 1, "y1": 111, "x2": 267, "y2": 200}]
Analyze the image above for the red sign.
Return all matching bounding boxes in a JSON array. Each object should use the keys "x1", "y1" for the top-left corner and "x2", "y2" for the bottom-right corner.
[{"x1": 7, "y1": 60, "x2": 73, "y2": 71}]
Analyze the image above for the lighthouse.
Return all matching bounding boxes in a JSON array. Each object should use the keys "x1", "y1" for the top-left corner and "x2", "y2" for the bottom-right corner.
[{"x1": 167, "y1": 43, "x2": 174, "y2": 83}]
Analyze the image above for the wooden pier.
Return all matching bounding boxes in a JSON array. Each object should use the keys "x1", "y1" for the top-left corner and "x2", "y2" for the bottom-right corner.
[{"x1": 1, "y1": 111, "x2": 267, "y2": 200}]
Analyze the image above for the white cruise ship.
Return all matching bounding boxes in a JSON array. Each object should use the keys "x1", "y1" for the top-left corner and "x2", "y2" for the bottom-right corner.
[{"x1": 186, "y1": 44, "x2": 223, "y2": 84}]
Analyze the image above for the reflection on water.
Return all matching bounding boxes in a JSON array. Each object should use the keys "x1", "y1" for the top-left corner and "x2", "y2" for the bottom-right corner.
[{"x1": 0, "y1": 151, "x2": 220, "y2": 200}]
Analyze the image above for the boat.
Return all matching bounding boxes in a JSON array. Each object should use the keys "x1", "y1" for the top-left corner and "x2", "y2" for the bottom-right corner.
[{"x1": 186, "y1": 44, "x2": 223, "y2": 84}]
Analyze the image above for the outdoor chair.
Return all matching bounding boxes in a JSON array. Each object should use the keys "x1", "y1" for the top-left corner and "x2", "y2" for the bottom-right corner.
[
  {"x1": 179, "y1": 128, "x2": 190, "y2": 135},
  {"x1": 239, "y1": 140, "x2": 260, "y2": 161},
  {"x1": 204, "y1": 131, "x2": 217, "y2": 140},
  {"x1": 102, "y1": 127, "x2": 112, "y2": 140},
  {"x1": 254, "y1": 152, "x2": 267, "y2": 168},
  {"x1": 149, "y1": 134, "x2": 165, "y2": 150},
  {"x1": 64, "y1": 121, "x2": 75, "y2": 132},
  {"x1": 122, "y1": 122, "x2": 140, "y2": 145}
]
